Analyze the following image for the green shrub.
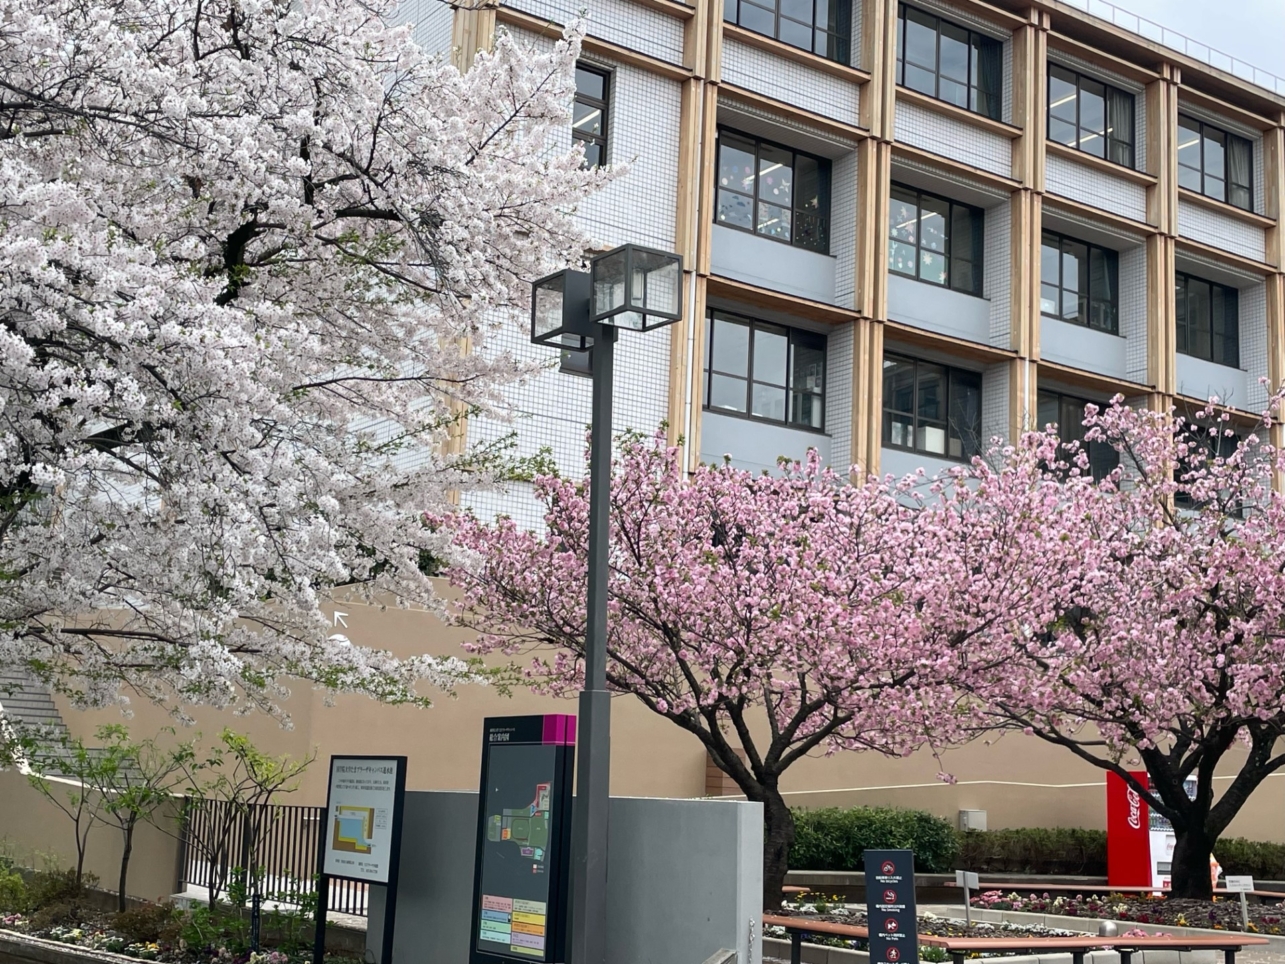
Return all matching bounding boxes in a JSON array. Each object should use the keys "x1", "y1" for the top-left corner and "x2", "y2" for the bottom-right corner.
[
  {"x1": 789, "y1": 806, "x2": 959, "y2": 873},
  {"x1": 955, "y1": 828, "x2": 1107, "y2": 875},
  {"x1": 113, "y1": 902, "x2": 180, "y2": 944},
  {"x1": 28, "y1": 868, "x2": 97, "y2": 908},
  {"x1": 0, "y1": 867, "x2": 29, "y2": 913},
  {"x1": 1213, "y1": 837, "x2": 1285, "y2": 879}
]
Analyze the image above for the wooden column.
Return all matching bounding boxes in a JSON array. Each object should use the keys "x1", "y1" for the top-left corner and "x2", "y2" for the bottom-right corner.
[
  {"x1": 1143, "y1": 65, "x2": 1179, "y2": 406},
  {"x1": 1264, "y1": 116, "x2": 1285, "y2": 471},
  {"x1": 676, "y1": 0, "x2": 722, "y2": 470},
  {"x1": 451, "y1": 0, "x2": 498, "y2": 70},
  {"x1": 849, "y1": 0, "x2": 898, "y2": 477}
]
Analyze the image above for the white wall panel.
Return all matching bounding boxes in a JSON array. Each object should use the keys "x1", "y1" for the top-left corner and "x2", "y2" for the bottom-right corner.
[
  {"x1": 1046, "y1": 154, "x2": 1148, "y2": 223},
  {"x1": 893, "y1": 100, "x2": 1012, "y2": 178}
]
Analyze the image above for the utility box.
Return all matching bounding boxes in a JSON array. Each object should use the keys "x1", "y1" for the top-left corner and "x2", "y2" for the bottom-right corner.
[{"x1": 959, "y1": 809, "x2": 988, "y2": 832}]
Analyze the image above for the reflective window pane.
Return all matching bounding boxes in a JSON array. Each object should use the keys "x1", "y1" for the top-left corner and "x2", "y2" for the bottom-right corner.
[
  {"x1": 711, "y1": 317, "x2": 750, "y2": 375},
  {"x1": 751, "y1": 383, "x2": 787, "y2": 421},
  {"x1": 938, "y1": 22, "x2": 969, "y2": 82},
  {"x1": 904, "y1": 7, "x2": 937, "y2": 68},
  {"x1": 709, "y1": 373, "x2": 747, "y2": 412},
  {"x1": 1049, "y1": 66, "x2": 1078, "y2": 123},
  {"x1": 753, "y1": 327, "x2": 789, "y2": 385}
]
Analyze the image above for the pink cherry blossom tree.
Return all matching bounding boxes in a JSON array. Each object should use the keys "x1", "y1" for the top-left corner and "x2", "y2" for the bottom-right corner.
[
  {"x1": 946, "y1": 397, "x2": 1285, "y2": 898},
  {"x1": 437, "y1": 433, "x2": 1075, "y2": 906},
  {"x1": 0, "y1": 0, "x2": 609, "y2": 717}
]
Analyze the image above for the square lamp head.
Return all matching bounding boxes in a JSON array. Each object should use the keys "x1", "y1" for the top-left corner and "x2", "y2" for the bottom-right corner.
[
  {"x1": 589, "y1": 245, "x2": 683, "y2": 331},
  {"x1": 530, "y1": 269, "x2": 593, "y2": 351}
]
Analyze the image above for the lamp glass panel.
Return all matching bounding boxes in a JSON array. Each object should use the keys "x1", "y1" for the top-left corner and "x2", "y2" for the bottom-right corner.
[
  {"x1": 533, "y1": 275, "x2": 565, "y2": 341},
  {"x1": 592, "y1": 249, "x2": 626, "y2": 319},
  {"x1": 629, "y1": 249, "x2": 681, "y2": 318}
]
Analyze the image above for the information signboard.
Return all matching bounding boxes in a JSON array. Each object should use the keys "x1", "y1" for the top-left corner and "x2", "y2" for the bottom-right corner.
[
  {"x1": 865, "y1": 850, "x2": 919, "y2": 964},
  {"x1": 321, "y1": 756, "x2": 406, "y2": 884},
  {"x1": 470, "y1": 715, "x2": 576, "y2": 964},
  {"x1": 312, "y1": 755, "x2": 406, "y2": 964}
]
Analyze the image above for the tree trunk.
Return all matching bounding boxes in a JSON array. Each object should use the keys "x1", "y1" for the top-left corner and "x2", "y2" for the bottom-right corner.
[
  {"x1": 1169, "y1": 825, "x2": 1215, "y2": 899},
  {"x1": 118, "y1": 816, "x2": 136, "y2": 912},
  {"x1": 761, "y1": 786, "x2": 796, "y2": 911}
]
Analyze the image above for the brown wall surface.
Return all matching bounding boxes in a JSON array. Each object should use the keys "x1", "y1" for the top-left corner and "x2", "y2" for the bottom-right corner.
[
  {"x1": 40, "y1": 592, "x2": 1285, "y2": 844},
  {"x1": 0, "y1": 769, "x2": 182, "y2": 902}
]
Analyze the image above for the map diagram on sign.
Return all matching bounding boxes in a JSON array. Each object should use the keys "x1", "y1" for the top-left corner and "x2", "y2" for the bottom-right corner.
[
  {"x1": 487, "y1": 783, "x2": 551, "y2": 863},
  {"x1": 331, "y1": 805, "x2": 375, "y2": 854}
]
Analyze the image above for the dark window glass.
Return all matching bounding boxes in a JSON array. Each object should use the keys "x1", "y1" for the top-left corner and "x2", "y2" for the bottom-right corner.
[
  {"x1": 1174, "y1": 420, "x2": 1246, "y2": 510},
  {"x1": 1039, "y1": 231, "x2": 1119, "y2": 333},
  {"x1": 716, "y1": 129, "x2": 831, "y2": 253},
  {"x1": 573, "y1": 65, "x2": 609, "y2": 168},
  {"x1": 1037, "y1": 390, "x2": 1119, "y2": 480},
  {"x1": 724, "y1": 0, "x2": 851, "y2": 63},
  {"x1": 1177, "y1": 114, "x2": 1254, "y2": 211},
  {"x1": 1047, "y1": 65, "x2": 1135, "y2": 168},
  {"x1": 882, "y1": 353, "x2": 982, "y2": 461},
  {"x1": 1175, "y1": 272, "x2": 1239, "y2": 368},
  {"x1": 895, "y1": 4, "x2": 1002, "y2": 120},
  {"x1": 704, "y1": 310, "x2": 827, "y2": 430},
  {"x1": 888, "y1": 183, "x2": 984, "y2": 295}
]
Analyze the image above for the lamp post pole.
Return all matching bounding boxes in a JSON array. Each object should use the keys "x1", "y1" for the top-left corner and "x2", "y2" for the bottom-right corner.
[
  {"x1": 528, "y1": 245, "x2": 682, "y2": 964},
  {"x1": 568, "y1": 323, "x2": 616, "y2": 964}
]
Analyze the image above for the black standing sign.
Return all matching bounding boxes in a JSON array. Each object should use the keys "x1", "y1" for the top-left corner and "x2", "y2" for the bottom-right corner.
[
  {"x1": 470, "y1": 714, "x2": 576, "y2": 964},
  {"x1": 865, "y1": 849, "x2": 919, "y2": 964},
  {"x1": 312, "y1": 755, "x2": 407, "y2": 964}
]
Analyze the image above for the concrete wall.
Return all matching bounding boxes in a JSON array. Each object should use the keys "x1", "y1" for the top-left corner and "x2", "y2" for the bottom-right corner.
[
  {"x1": 367, "y1": 791, "x2": 762, "y2": 964},
  {"x1": 0, "y1": 769, "x2": 182, "y2": 902}
]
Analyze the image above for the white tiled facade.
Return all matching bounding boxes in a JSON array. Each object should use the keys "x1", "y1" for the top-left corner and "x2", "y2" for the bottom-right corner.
[{"x1": 433, "y1": 0, "x2": 1283, "y2": 520}]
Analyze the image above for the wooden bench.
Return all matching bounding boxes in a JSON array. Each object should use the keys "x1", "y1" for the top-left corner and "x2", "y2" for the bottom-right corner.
[{"x1": 761, "y1": 913, "x2": 1269, "y2": 964}]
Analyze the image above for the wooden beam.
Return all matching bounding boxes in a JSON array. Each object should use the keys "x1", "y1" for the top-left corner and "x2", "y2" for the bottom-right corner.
[
  {"x1": 718, "y1": 84, "x2": 868, "y2": 142},
  {"x1": 1178, "y1": 86, "x2": 1278, "y2": 134},
  {"x1": 891, "y1": 143, "x2": 1020, "y2": 192},
  {"x1": 705, "y1": 275, "x2": 862, "y2": 325},
  {"x1": 1174, "y1": 237, "x2": 1275, "y2": 277},
  {"x1": 1041, "y1": 194, "x2": 1152, "y2": 237},
  {"x1": 883, "y1": 321, "x2": 1019, "y2": 364},
  {"x1": 495, "y1": 8, "x2": 693, "y2": 80},
  {"x1": 1045, "y1": 140, "x2": 1157, "y2": 187},
  {"x1": 896, "y1": 87, "x2": 1023, "y2": 140},
  {"x1": 1046, "y1": 32, "x2": 1161, "y2": 86},
  {"x1": 1177, "y1": 188, "x2": 1278, "y2": 231}
]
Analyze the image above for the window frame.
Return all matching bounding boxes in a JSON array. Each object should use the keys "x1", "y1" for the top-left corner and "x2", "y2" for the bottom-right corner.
[
  {"x1": 715, "y1": 128, "x2": 833, "y2": 255},
  {"x1": 1177, "y1": 113, "x2": 1254, "y2": 211},
  {"x1": 881, "y1": 352, "x2": 983, "y2": 463},
  {"x1": 1175, "y1": 271, "x2": 1240, "y2": 369},
  {"x1": 1036, "y1": 389, "x2": 1120, "y2": 481},
  {"x1": 895, "y1": 3, "x2": 1003, "y2": 121},
  {"x1": 1039, "y1": 230, "x2": 1120, "y2": 334},
  {"x1": 703, "y1": 309, "x2": 828, "y2": 433},
  {"x1": 1046, "y1": 64, "x2": 1135, "y2": 169},
  {"x1": 573, "y1": 64, "x2": 610, "y2": 168},
  {"x1": 722, "y1": 0, "x2": 852, "y2": 64},
  {"x1": 887, "y1": 182, "x2": 985, "y2": 296}
]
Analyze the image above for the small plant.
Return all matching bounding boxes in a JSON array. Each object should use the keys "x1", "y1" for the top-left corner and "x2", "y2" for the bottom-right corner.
[
  {"x1": 0, "y1": 866, "x2": 29, "y2": 914},
  {"x1": 922, "y1": 946, "x2": 950, "y2": 962},
  {"x1": 113, "y1": 901, "x2": 179, "y2": 944}
]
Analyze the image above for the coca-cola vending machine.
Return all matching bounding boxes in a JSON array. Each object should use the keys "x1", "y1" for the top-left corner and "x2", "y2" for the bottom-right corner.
[{"x1": 1106, "y1": 770, "x2": 1197, "y2": 890}]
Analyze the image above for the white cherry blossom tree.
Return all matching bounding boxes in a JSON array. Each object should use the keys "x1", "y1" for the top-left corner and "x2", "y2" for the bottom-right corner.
[{"x1": 0, "y1": 0, "x2": 608, "y2": 716}]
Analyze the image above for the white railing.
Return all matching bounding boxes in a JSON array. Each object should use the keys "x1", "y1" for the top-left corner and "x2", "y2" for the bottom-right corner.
[{"x1": 1059, "y1": 0, "x2": 1285, "y2": 99}]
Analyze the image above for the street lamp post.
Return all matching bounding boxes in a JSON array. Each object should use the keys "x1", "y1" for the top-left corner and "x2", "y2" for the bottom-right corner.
[{"x1": 530, "y1": 244, "x2": 683, "y2": 964}]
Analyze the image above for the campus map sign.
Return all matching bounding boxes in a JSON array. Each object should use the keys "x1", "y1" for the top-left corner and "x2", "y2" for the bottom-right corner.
[
  {"x1": 865, "y1": 850, "x2": 919, "y2": 964},
  {"x1": 320, "y1": 755, "x2": 407, "y2": 884},
  {"x1": 470, "y1": 715, "x2": 575, "y2": 964}
]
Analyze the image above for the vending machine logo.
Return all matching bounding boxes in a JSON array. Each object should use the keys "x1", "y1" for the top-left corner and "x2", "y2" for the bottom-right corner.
[{"x1": 1126, "y1": 786, "x2": 1142, "y2": 830}]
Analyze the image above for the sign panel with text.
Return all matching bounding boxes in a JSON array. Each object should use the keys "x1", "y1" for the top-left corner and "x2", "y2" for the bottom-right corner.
[
  {"x1": 320, "y1": 755, "x2": 406, "y2": 884},
  {"x1": 470, "y1": 715, "x2": 575, "y2": 964},
  {"x1": 865, "y1": 850, "x2": 919, "y2": 964}
]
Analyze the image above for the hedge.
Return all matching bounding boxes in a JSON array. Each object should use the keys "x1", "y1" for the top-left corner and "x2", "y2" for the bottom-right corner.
[
  {"x1": 790, "y1": 807, "x2": 959, "y2": 874},
  {"x1": 789, "y1": 808, "x2": 1285, "y2": 880}
]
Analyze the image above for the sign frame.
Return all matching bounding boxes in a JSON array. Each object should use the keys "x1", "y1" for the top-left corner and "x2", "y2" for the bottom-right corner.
[
  {"x1": 311, "y1": 755, "x2": 407, "y2": 964},
  {"x1": 865, "y1": 849, "x2": 919, "y2": 964},
  {"x1": 469, "y1": 715, "x2": 576, "y2": 964}
]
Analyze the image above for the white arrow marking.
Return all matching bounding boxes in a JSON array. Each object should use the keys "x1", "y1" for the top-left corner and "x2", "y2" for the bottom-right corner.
[{"x1": 333, "y1": 611, "x2": 348, "y2": 628}]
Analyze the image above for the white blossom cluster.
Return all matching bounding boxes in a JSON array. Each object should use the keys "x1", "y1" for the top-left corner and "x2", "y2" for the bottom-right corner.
[{"x1": 0, "y1": 0, "x2": 609, "y2": 716}]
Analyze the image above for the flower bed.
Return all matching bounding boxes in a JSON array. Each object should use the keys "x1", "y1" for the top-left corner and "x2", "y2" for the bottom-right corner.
[{"x1": 970, "y1": 891, "x2": 1285, "y2": 934}]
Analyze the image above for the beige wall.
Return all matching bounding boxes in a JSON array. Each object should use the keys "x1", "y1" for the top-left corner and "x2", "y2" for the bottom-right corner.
[
  {"x1": 45, "y1": 595, "x2": 1285, "y2": 844},
  {"x1": 0, "y1": 769, "x2": 182, "y2": 902}
]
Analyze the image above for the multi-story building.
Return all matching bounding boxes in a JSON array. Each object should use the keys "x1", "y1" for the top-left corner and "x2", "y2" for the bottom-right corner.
[{"x1": 38, "y1": 0, "x2": 1285, "y2": 835}]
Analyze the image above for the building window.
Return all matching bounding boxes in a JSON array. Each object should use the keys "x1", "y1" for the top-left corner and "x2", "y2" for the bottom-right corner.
[
  {"x1": 1037, "y1": 390, "x2": 1120, "y2": 480},
  {"x1": 1176, "y1": 272, "x2": 1239, "y2": 368},
  {"x1": 1174, "y1": 420, "x2": 1246, "y2": 510},
  {"x1": 1047, "y1": 64, "x2": 1134, "y2": 168},
  {"x1": 723, "y1": 0, "x2": 851, "y2": 64},
  {"x1": 704, "y1": 310, "x2": 826, "y2": 430},
  {"x1": 573, "y1": 65, "x2": 609, "y2": 168},
  {"x1": 882, "y1": 353, "x2": 982, "y2": 461},
  {"x1": 1177, "y1": 114, "x2": 1253, "y2": 211},
  {"x1": 895, "y1": 4, "x2": 1002, "y2": 120},
  {"x1": 888, "y1": 184, "x2": 983, "y2": 295},
  {"x1": 1040, "y1": 231, "x2": 1119, "y2": 334},
  {"x1": 715, "y1": 130, "x2": 831, "y2": 254}
]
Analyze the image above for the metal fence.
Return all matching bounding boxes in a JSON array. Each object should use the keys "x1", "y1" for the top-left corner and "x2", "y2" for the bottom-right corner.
[{"x1": 178, "y1": 797, "x2": 368, "y2": 917}]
